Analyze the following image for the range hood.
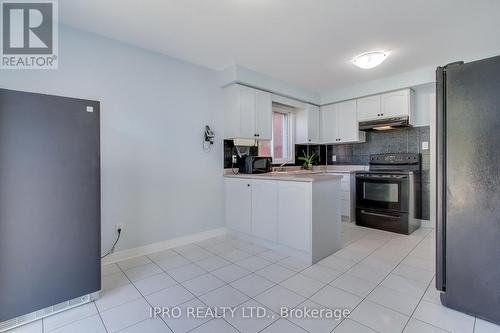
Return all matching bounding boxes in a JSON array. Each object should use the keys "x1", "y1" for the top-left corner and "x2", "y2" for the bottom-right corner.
[{"x1": 359, "y1": 116, "x2": 411, "y2": 131}]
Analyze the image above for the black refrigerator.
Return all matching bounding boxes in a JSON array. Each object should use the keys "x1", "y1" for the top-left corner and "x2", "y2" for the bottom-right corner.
[
  {"x1": 436, "y1": 56, "x2": 500, "y2": 325},
  {"x1": 0, "y1": 89, "x2": 101, "y2": 329}
]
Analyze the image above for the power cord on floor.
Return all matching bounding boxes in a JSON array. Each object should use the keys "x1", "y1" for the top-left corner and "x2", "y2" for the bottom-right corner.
[{"x1": 101, "y1": 228, "x2": 122, "y2": 259}]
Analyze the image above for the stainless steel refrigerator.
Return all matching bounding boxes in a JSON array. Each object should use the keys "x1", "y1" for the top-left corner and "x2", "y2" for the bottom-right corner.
[
  {"x1": 0, "y1": 89, "x2": 101, "y2": 331},
  {"x1": 436, "y1": 56, "x2": 500, "y2": 325}
]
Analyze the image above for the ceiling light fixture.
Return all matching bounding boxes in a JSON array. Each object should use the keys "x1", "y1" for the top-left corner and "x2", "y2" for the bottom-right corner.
[{"x1": 352, "y1": 51, "x2": 388, "y2": 69}]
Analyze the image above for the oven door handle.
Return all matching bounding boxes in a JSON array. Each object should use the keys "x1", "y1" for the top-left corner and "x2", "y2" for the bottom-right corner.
[
  {"x1": 356, "y1": 175, "x2": 407, "y2": 180},
  {"x1": 360, "y1": 210, "x2": 400, "y2": 219}
]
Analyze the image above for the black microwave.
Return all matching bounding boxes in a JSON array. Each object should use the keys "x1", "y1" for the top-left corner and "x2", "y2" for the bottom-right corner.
[{"x1": 239, "y1": 156, "x2": 273, "y2": 174}]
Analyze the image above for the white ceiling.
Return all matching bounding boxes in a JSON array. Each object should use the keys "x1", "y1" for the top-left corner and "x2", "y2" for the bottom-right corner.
[{"x1": 60, "y1": 0, "x2": 500, "y2": 93}]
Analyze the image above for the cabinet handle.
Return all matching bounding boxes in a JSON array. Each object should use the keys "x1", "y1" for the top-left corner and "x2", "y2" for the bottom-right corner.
[
  {"x1": 308, "y1": 139, "x2": 311, "y2": 142},
  {"x1": 247, "y1": 184, "x2": 250, "y2": 187}
]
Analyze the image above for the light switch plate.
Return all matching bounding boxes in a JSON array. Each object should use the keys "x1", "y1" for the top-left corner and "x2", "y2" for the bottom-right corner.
[
  {"x1": 422, "y1": 141, "x2": 429, "y2": 150},
  {"x1": 86, "y1": 106, "x2": 94, "y2": 113},
  {"x1": 332, "y1": 155, "x2": 337, "y2": 162}
]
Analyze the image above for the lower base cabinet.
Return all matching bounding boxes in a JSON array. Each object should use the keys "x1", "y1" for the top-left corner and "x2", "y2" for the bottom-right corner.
[
  {"x1": 277, "y1": 182, "x2": 311, "y2": 252},
  {"x1": 224, "y1": 178, "x2": 251, "y2": 234},
  {"x1": 251, "y1": 180, "x2": 278, "y2": 242}
]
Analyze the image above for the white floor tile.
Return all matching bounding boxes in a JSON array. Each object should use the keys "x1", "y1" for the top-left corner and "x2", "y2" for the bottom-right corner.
[
  {"x1": 393, "y1": 263, "x2": 435, "y2": 284},
  {"x1": 117, "y1": 318, "x2": 171, "y2": 333},
  {"x1": 413, "y1": 300, "x2": 475, "y2": 333},
  {"x1": 475, "y1": 318, "x2": 500, "y2": 333},
  {"x1": 347, "y1": 263, "x2": 390, "y2": 284},
  {"x1": 102, "y1": 271, "x2": 130, "y2": 291},
  {"x1": 199, "y1": 285, "x2": 249, "y2": 311},
  {"x1": 189, "y1": 319, "x2": 238, "y2": 333},
  {"x1": 349, "y1": 300, "x2": 409, "y2": 333},
  {"x1": 48, "y1": 315, "x2": 106, "y2": 333},
  {"x1": 179, "y1": 248, "x2": 213, "y2": 262},
  {"x1": 288, "y1": 300, "x2": 343, "y2": 333},
  {"x1": 255, "y1": 264, "x2": 296, "y2": 284},
  {"x1": 260, "y1": 319, "x2": 308, "y2": 333},
  {"x1": 219, "y1": 249, "x2": 253, "y2": 262},
  {"x1": 95, "y1": 283, "x2": 142, "y2": 312},
  {"x1": 403, "y1": 318, "x2": 449, "y2": 333},
  {"x1": 43, "y1": 302, "x2": 98, "y2": 332},
  {"x1": 196, "y1": 256, "x2": 231, "y2": 272},
  {"x1": 367, "y1": 285, "x2": 421, "y2": 316},
  {"x1": 167, "y1": 263, "x2": 206, "y2": 282},
  {"x1": 211, "y1": 264, "x2": 251, "y2": 283},
  {"x1": 381, "y1": 274, "x2": 428, "y2": 297},
  {"x1": 147, "y1": 249, "x2": 178, "y2": 262},
  {"x1": 254, "y1": 285, "x2": 306, "y2": 314},
  {"x1": 117, "y1": 256, "x2": 153, "y2": 270},
  {"x1": 181, "y1": 273, "x2": 225, "y2": 296},
  {"x1": 237, "y1": 243, "x2": 268, "y2": 255},
  {"x1": 333, "y1": 319, "x2": 378, "y2": 333},
  {"x1": 330, "y1": 273, "x2": 378, "y2": 298},
  {"x1": 235, "y1": 255, "x2": 272, "y2": 272},
  {"x1": 102, "y1": 264, "x2": 121, "y2": 277},
  {"x1": 161, "y1": 298, "x2": 210, "y2": 333},
  {"x1": 402, "y1": 256, "x2": 435, "y2": 272},
  {"x1": 7, "y1": 320, "x2": 43, "y2": 333},
  {"x1": 155, "y1": 255, "x2": 191, "y2": 271},
  {"x1": 422, "y1": 280, "x2": 443, "y2": 305},
  {"x1": 132, "y1": 273, "x2": 177, "y2": 296},
  {"x1": 124, "y1": 263, "x2": 163, "y2": 282},
  {"x1": 100, "y1": 298, "x2": 151, "y2": 333},
  {"x1": 225, "y1": 299, "x2": 278, "y2": 333},
  {"x1": 257, "y1": 250, "x2": 290, "y2": 263},
  {"x1": 333, "y1": 248, "x2": 368, "y2": 262},
  {"x1": 230, "y1": 273, "x2": 275, "y2": 298},
  {"x1": 309, "y1": 285, "x2": 362, "y2": 311},
  {"x1": 317, "y1": 255, "x2": 356, "y2": 273},
  {"x1": 280, "y1": 274, "x2": 325, "y2": 298},
  {"x1": 145, "y1": 284, "x2": 194, "y2": 308},
  {"x1": 277, "y1": 257, "x2": 311, "y2": 272},
  {"x1": 301, "y1": 264, "x2": 343, "y2": 284}
]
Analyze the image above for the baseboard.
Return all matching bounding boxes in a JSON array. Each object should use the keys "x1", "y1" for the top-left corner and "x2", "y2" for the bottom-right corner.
[{"x1": 101, "y1": 227, "x2": 228, "y2": 265}]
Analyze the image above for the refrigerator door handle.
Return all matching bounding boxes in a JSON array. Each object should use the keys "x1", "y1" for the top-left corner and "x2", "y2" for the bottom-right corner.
[{"x1": 435, "y1": 66, "x2": 446, "y2": 291}]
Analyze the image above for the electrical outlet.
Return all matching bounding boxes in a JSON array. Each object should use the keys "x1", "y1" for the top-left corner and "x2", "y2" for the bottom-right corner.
[
  {"x1": 422, "y1": 141, "x2": 429, "y2": 150},
  {"x1": 332, "y1": 155, "x2": 337, "y2": 162},
  {"x1": 232, "y1": 155, "x2": 238, "y2": 164},
  {"x1": 115, "y1": 224, "x2": 123, "y2": 232}
]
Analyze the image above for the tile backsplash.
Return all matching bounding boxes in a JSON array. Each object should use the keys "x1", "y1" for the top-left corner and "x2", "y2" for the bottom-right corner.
[{"x1": 223, "y1": 126, "x2": 431, "y2": 220}]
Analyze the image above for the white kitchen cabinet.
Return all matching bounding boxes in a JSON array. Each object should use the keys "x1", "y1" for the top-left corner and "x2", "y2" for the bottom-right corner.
[
  {"x1": 356, "y1": 95, "x2": 381, "y2": 121},
  {"x1": 295, "y1": 104, "x2": 320, "y2": 144},
  {"x1": 278, "y1": 182, "x2": 311, "y2": 252},
  {"x1": 320, "y1": 101, "x2": 365, "y2": 144},
  {"x1": 225, "y1": 178, "x2": 251, "y2": 234},
  {"x1": 381, "y1": 89, "x2": 412, "y2": 118},
  {"x1": 223, "y1": 84, "x2": 272, "y2": 140},
  {"x1": 327, "y1": 172, "x2": 355, "y2": 222},
  {"x1": 251, "y1": 180, "x2": 278, "y2": 242}
]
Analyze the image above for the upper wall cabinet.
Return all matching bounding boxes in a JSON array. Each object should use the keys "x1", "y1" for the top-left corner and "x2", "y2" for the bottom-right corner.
[
  {"x1": 295, "y1": 104, "x2": 320, "y2": 144},
  {"x1": 356, "y1": 89, "x2": 414, "y2": 123},
  {"x1": 356, "y1": 95, "x2": 381, "y2": 122},
  {"x1": 320, "y1": 100, "x2": 366, "y2": 144},
  {"x1": 224, "y1": 84, "x2": 272, "y2": 140}
]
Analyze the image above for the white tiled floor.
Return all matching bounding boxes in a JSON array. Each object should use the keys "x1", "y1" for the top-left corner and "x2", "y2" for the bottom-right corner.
[{"x1": 8, "y1": 223, "x2": 500, "y2": 333}]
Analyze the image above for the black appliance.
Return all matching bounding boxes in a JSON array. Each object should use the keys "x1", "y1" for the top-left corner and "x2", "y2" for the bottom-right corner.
[
  {"x1": 436, "y1": 56, "x2": 500, "y2": 324},
  {"x1": 0, "y1": 89, "x2": 101, "y2": 328},
  {"x1": 239, "y1": 156, "x2": 272, "y2": 174},
  {"x1": 355, "y1": 153, "x2": 421, "y2": 235}
]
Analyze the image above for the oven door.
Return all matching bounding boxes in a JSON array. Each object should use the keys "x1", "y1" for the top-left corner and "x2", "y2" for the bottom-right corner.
[{"x1": 355, "y1": 174, "x2": 409, "y2": 212}]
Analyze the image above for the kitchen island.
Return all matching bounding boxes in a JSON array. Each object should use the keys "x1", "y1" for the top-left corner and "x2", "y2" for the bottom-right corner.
[{"x1": 224, "y1": 171, "x2": 343, "y2": 264}]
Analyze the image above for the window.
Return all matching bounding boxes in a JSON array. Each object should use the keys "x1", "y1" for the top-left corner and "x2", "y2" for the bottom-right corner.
[{"x1": 259, "y1": 105, "x2": 294, "y2": 164}]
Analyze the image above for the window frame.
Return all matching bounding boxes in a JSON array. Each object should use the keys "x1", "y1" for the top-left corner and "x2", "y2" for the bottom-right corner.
[{"x1": 270, "y1": 105, "x2": 295, "y2": 165}]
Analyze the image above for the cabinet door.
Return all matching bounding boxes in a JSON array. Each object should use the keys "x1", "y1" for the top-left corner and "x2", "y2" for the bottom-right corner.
[
  {"x1": 239, "y1": 86, "x2": 256, "y2": 139},
  {"x1": 223, "y1": 85, "x2": 240, "y2": 139},
  {"x1": 320, "y1": 104, "x2": 339, "y2": 143},
  {"x1": 278, "y1": 182, "x2": 311, "y2": 252},
  {"x1": 255, "y1": 90, "x2": 272, "y2": 140},
  {"x1": 336, "y1": 100, "x2": 358, "y2": 143},
  {"x1": 357, "y1": 95, "x2": 381, "y2": 121},
  {"x1": 225, "y1": 178, "x2": 251, "y2": 234},
  {"x1": 307, "y1": 105, "x2": 320, "y2": 143},
  {"x1": 251, "y1": 180, "x2": 278, "y2": 241},
  {"x1": 381, "y1": 89, "x2": 410, "y2": 118}
]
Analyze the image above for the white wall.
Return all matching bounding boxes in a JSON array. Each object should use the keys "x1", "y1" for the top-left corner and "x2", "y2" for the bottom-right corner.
[{"x1": 0, "y1": 26, "x2": 225, "y2": 252}]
